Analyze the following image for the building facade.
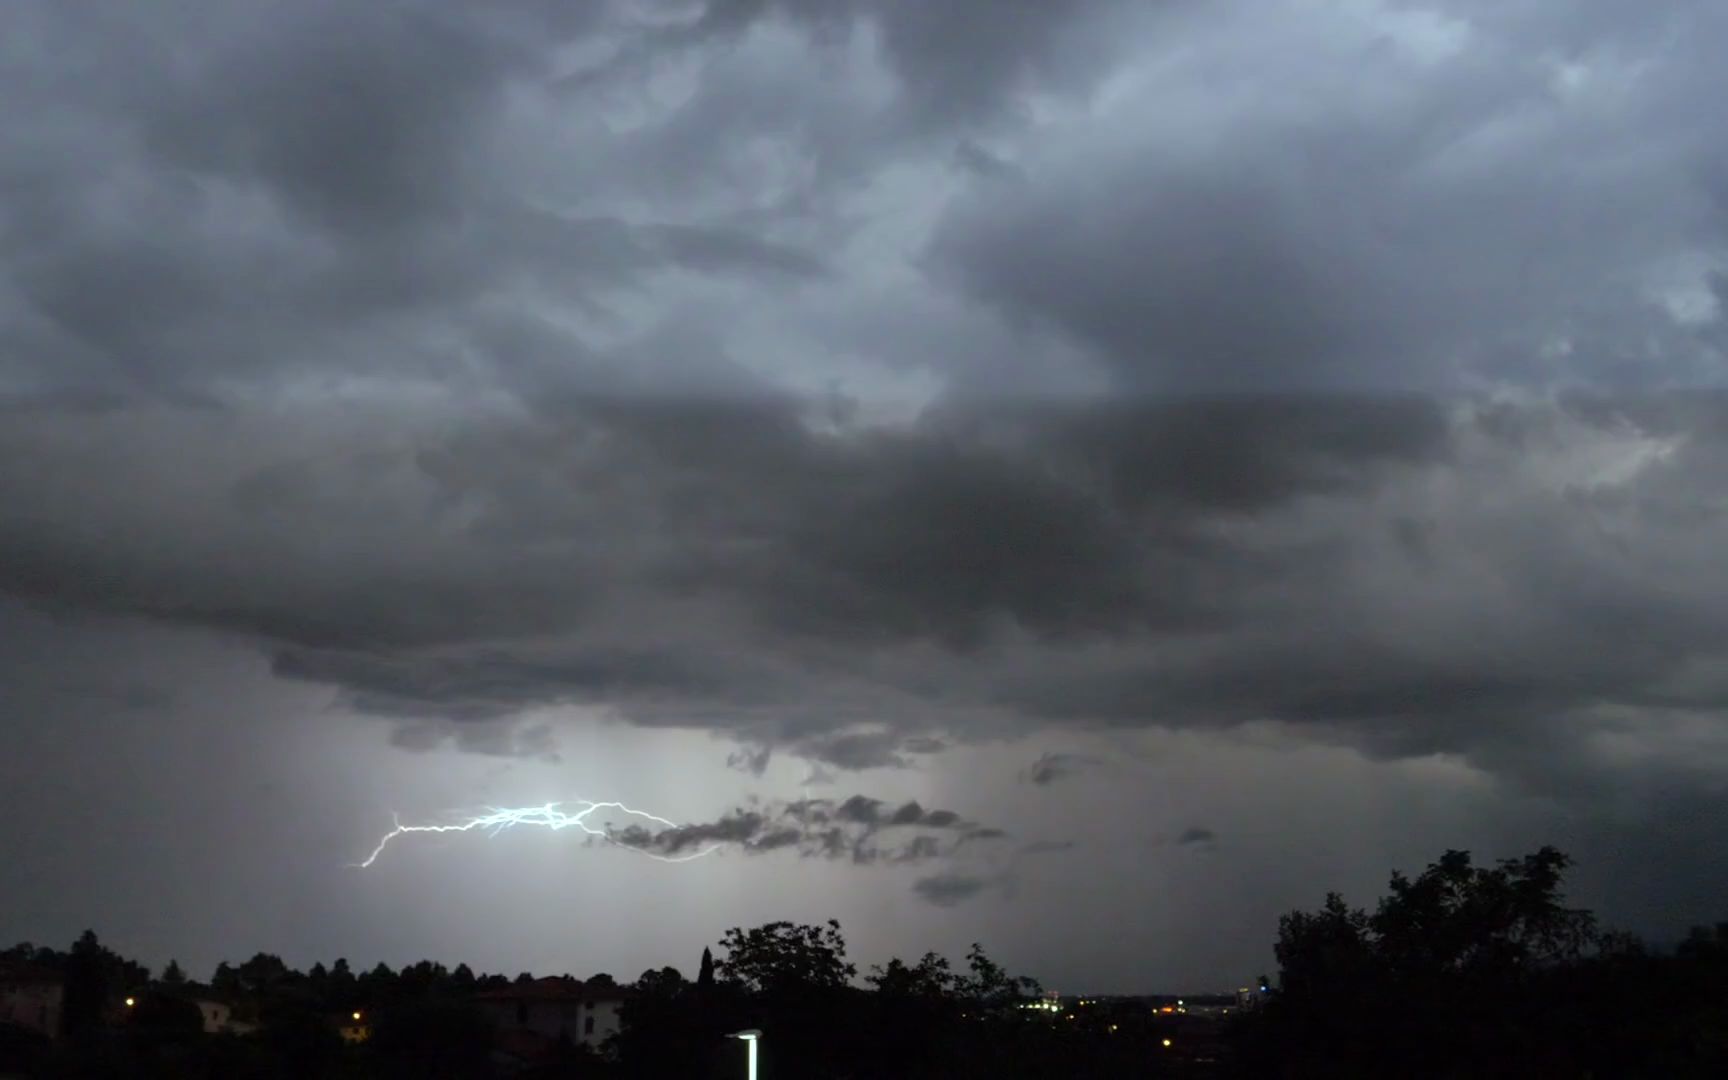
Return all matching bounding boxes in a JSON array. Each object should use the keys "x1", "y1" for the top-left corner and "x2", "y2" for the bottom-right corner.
[
  {"x1": 192, "y1": 999, "x2": 231, "y2": 1035},
  {"x1": 474, "y1": 977, "x2": 623, "y2": 1052}
]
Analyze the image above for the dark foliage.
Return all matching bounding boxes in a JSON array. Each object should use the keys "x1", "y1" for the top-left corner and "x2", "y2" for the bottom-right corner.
[
  {"x1": 368, "y1": 999, "x2": 494, "y2": 1080},
  {"x1": 6, "y1": 860, "x2": 1725, "y2": 1078},
  {"x1": 1237, "y1": 846, "x2": 1728, "y2": 1078}
]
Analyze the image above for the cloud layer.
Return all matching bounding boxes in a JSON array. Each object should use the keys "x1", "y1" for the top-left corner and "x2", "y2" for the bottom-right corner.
[
  {"x1": 611, "y1": 794, "x2": 1004, "y2": 872},
  {"x1": 3, "y1": 0, "x2": 1727, "y2": 808}
]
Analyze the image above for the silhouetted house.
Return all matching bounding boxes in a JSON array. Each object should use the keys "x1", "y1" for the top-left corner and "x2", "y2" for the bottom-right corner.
[
  {"x1": 0, "y1": 967, "x2": 63, "y2": 1040},
  {"x1": 474, "y1": 976, "x2": 622, "y2": 1052},
  {"x1": 333, "y1": 1009, "x2": 370, "y2": 1044},
  {"x1": 192, "y1": 998, "x2": 231, "y2": 1035}
]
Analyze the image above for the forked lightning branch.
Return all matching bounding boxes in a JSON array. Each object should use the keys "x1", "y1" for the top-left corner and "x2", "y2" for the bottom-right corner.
[{"x1": 354, "y1": 800, "x2": 720, "y2": 868}]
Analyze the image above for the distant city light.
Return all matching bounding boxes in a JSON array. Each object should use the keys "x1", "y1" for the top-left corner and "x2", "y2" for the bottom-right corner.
[
  {"x1": 124, "y1": 997, "x2": 135, "y2": 1008},
  {"x1": 352, "y1": 1011, "x2": 362, "y2": 1021},
  {"x1": 1163, "y1": 1038, "x2": 1173, "y2": 1048}
]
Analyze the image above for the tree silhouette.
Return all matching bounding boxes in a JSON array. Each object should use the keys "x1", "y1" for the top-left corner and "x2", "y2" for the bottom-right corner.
[
  {"x1": 697, "y1": 945, "x2": 715, "y2": 988},
  {"x1": 210, "y1": 961, "x2": 240, "y2": 1003},
  {"x1": 715, "y1": 919, "x2": 855, "y2": 994},
  {"x1": 60, "y1": 931, "x2": 109, "y2": 1045},
  {"x1": 957, "y1": 942, "x2": 1041, "y2": 1010},
  {"x1": 1246, "y1": 845, "x2": 1623, "y2": 1077},
  {"x1": 370, "y1": 999, "x2": 495, "y2": 1080},
  {"x1": 868, "y1": 952, "x2": 957, "y2": 1001}
]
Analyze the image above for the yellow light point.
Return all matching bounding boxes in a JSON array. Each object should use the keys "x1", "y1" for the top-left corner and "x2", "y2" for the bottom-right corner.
[
  {"x1": 1163, "y1": 1038, "x2": 1173, "y2": 1048},
  {"x1": 124, "y1": 997, "x2": 135, "y2": 1008},
  {"x1": 352, "y1": 1011, "x2": 362, "y2": 1021}
]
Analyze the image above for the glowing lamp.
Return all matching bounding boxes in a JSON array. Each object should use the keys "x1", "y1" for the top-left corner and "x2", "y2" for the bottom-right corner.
[{"x1": 729, "y1": 1029, "x2": 761, "y2": 1080}]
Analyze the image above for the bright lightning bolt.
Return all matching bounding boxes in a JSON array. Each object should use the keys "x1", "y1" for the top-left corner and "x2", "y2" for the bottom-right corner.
[{"x1": 353, "y1": 800, "x2": 722, "y2": 868}]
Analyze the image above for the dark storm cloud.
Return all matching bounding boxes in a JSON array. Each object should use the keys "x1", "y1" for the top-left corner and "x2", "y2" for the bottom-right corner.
[
  {"x1": 826, "y1": 795, "x2": 962, "y2": 830},
  {"x1": 55, "y1": 682, "x2": 176, "y2": 713},
  {"x1": 668, "y1": 0, "x2": 1125, "y2": 129},
  {"x1": 792, "y1": 731, "x2": 919, "y2": 771},
  {"x1": 1019, "y1": 840, "x2": 1078, "y2": 856},
  {"x1": 608, "y1": 794, "x2": 1005, "y2": 867},
  {"x1": 271, "y1": 644, "x2": 778, "y2": 722},
  {"x1": 0, "y1": 0, "x2": 827, "y2": 406},
  {"x1": 385, "y1": 719, "x2": 562, "y2": 760},
  {"x1": 137, "y1": 4, "x2": 512, "y2": 237},
  {"x1": 1, "y1": 0, "x2": 1727, "y2": 817},
  {"x1": 928, "y1": 2, "x2": 1728, "y2": 394},
  {"x1": 8, "y1": 393, "x2": 1728, "y2": 799},
  {"x1": 4, "y1": 394, "x2": 1415, "y2": 731}
]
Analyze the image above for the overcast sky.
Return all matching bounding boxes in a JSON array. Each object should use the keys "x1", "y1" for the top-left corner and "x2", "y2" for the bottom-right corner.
[{"x1": 4, "y1": 0, "x2": 1728, "y2": 994}]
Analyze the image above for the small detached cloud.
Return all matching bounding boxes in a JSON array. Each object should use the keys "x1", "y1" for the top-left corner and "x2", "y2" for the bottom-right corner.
[
  {"x1": 1175, "y1": 827, "x2": 1219, "y2": 853},
  {"x1": 912, "y1": 870, "x2": 1013, "y2": 908},
  {"x1": 1023, "y1": 752, "x2": 1103, "y2": 786},
  {"x1": 793, "y1": 729, "x2": 950, "y2": 771},
  {"x1": 913, "y1": 872, "x2": 990, "y2": 908},
  {"x1": 725, "y1": 742, "x2": 773, "y2": 776}
]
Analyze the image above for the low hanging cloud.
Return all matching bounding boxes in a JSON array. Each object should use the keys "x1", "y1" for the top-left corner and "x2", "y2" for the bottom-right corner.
[
  {"x1": 723, "y1": 731, "x2": 950, "y2": 778},
  {"x1": 607, "y1": 794, "x2": 1009, "y2": 865},
  {"x1": 10, "y1": 393, "x2": 1728, "y2": 804}
]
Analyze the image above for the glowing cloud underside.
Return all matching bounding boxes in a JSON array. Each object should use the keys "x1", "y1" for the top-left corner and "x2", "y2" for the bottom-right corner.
[{"x1": 354, "y1": 800, "x2": 722, "y2": 868}]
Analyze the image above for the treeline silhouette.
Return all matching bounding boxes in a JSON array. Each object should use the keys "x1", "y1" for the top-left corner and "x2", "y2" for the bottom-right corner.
[
  {"x1": 1235, "y1": 846, "x2": 1728, "y2": 1078},
  {"x1": 3, "y1": 846, "x2": 1726, "y2": 1077}
]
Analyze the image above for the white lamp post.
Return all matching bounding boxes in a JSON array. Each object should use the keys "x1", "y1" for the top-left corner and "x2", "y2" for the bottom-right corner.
[{"x1": 728, "y1": 1028, "x2": 761, "y2": 1080}]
